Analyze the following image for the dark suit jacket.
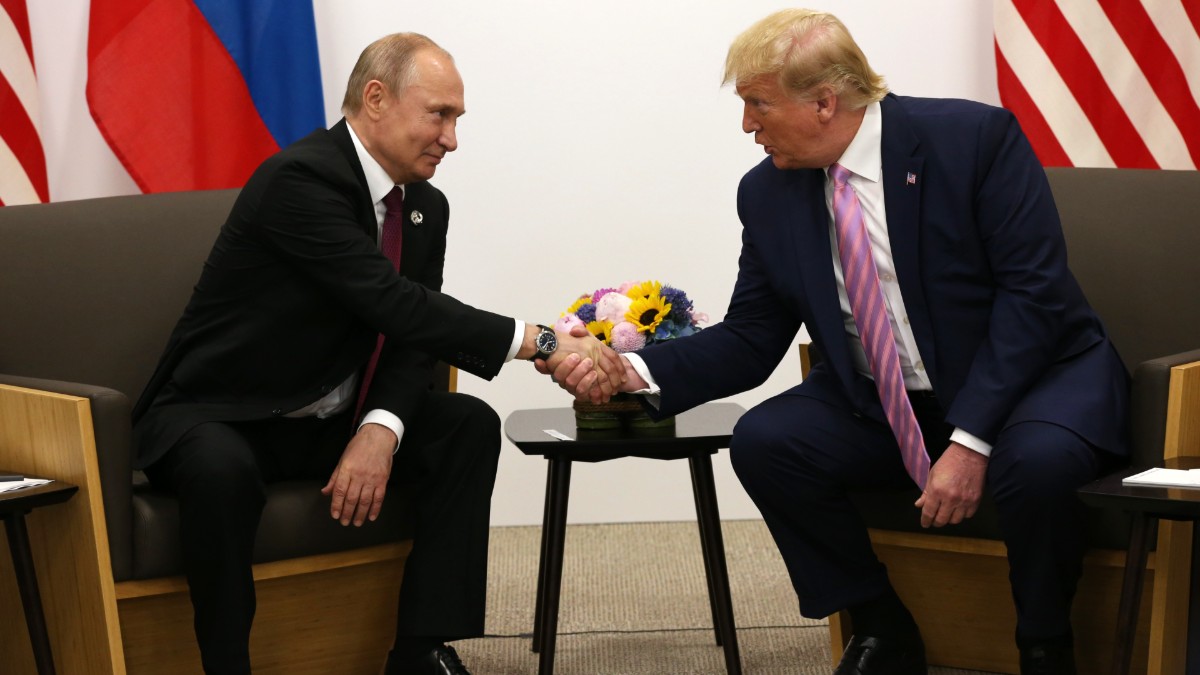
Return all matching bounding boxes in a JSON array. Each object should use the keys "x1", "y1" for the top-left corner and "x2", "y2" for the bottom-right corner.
[
  {"x1": 132, "y1": 119, "x2": 514, "y2": 468},
  {"x1": 639, "y1": 94, "x2": 1130, "y2": 456}
]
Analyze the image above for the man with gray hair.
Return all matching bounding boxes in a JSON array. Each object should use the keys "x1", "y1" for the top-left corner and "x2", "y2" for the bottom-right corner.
[
  {"x1": 135, "y1": 33, "x2": 622, "y2": 675},
  {"x1": 546, "y1": 9, "x2": 1128, "y2": 675}
]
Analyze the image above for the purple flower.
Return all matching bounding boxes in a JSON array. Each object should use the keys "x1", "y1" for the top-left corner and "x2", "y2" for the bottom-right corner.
[
  {"x1": 576, "y1": 302, "x2": 597, "y2": 324},
  {"x1": 661, "y1": 285, "x2": 694, "y2": 324}
]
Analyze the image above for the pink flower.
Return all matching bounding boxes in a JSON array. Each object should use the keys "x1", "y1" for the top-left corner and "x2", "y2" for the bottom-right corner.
[
  {"x1": 610, "y1": 321, "x2": 646, "y2": 353},
  {"x1": 595, "y1": 292, "x2": 633, "y2": 323},
  {"x1": 554, "y1": 314, "x2": 584, "y2": 333},
  {"x1": 591, "y1": 287, "x2": 618, "y2": 303}
]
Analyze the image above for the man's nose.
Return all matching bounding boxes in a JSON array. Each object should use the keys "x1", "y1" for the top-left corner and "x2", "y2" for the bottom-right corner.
[
  {"x1": 441, "y1": 122, "x2": 458, "y2": 152},
  {"x1": 742, "y1": 108, "x2": 759, "y2": 134}
]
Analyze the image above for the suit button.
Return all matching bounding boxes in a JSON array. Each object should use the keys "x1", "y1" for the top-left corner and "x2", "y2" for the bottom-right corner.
[
  {"x1": 320, "y1": 384, "x2": 333, "y2": 394},
  {"x1": 272, "y1": 409, "x2": 283, "y2": 416}
]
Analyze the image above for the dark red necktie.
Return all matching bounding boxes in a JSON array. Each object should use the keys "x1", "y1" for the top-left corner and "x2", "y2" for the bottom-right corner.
[{"x1": 354, "y1": 186, "x2": 404, "y2": 421}]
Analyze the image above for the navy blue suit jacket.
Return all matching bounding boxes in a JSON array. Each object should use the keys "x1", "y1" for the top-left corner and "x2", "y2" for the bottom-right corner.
[{"x1": 640, "y1": 94, "x2": 1129, "y2": 455}]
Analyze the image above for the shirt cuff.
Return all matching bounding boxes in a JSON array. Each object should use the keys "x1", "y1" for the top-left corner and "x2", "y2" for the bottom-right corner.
[
  {"x1": 505, "y1": 320, "x2": 524, "y2": 363},
  {"x1": 622, "y1": 353, "x2": 663, "y2": 409},
  {"x1": 360, "y1": 410, "x2": 404, "y2": 454},
  {"x1": 950, "y1": 427, "x2": 992, "y2": 458}
]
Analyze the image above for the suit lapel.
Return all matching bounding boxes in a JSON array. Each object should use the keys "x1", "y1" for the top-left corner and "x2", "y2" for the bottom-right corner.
[
  {"x1": 398, "y1": 184, "x2": 431, "y2": 277},
  {"x1": 879, "y1": 95, "x2": 937, "y2": 385},
  {"x1": 786, "y1": 168, "x2": 859, "y2": 387}
]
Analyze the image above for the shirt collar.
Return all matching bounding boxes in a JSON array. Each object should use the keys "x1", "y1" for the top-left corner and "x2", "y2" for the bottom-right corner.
[
  {"x1": 827, "y1": 100, "x2": 882, "y2": 183},
  {"x1": 346, "y1": 120, "x2": 404, "y2": 204}
]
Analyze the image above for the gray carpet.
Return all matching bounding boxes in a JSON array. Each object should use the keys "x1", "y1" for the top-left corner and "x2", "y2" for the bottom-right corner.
[{"x1": 455, "y1": 520, "x2": 1000, "y2": 674}]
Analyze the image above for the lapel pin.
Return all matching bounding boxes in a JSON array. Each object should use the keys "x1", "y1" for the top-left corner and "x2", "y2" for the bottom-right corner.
[
  {"x1": 410, "y1": 210, "x2": 423, "y2": 225},
  {"x1": 906, "y1": 172, "x2": 917, "y2": 185}
]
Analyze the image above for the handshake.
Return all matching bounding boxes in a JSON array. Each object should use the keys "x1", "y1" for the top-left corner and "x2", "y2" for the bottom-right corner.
[{"x1": 522, "y1": 324, "x2": 648, "y2": 403}]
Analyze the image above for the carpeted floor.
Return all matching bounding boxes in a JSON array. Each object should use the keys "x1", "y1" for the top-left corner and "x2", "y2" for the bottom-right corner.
[{"x1": 455, "y1": 520, "x2": 1001, "y2": 674}]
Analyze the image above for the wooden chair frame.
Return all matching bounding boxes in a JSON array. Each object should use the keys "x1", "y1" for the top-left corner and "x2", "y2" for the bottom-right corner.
[
  {"x1": 801, "y1": 344, "x2": 1200, "y2": 674},
  {"x1": 0, "y1": 366, "x2": 461, "y2": 674}
]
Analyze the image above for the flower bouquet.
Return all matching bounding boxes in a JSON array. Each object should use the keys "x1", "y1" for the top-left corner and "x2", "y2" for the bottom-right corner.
[{"x1": 554, "y1": 280, "x2": 707, "y2": 430}]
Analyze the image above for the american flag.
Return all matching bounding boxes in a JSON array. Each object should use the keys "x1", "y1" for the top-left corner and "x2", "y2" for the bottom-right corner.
[
  {"x1": 0, "y1": 0, "x2": 49, "y2": 205},
  {"x1": 995, "y1": 0, "x2": 1200, "y2": 170}
]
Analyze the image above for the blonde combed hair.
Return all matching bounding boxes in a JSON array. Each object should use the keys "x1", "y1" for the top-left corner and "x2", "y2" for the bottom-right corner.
[
  {"x1": 341, "y1": 33, "x2": 450, "y2": 115},
  {"x1": 723, "y1": 9, "x2": 888, "y2": 110}
]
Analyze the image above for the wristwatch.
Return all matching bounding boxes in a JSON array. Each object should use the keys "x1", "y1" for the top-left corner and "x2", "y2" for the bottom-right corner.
[{"x1": 530, "y1": 324, "x2": 558, "y2": 361}]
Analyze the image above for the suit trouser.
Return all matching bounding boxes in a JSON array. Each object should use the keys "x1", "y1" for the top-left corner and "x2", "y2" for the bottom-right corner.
[
  {"x1": 728, "y1": 389, "x2": 1103, "y2": 641},
  {"x1": 144, "y1": 391, "x2": 502, "y2": 675}
]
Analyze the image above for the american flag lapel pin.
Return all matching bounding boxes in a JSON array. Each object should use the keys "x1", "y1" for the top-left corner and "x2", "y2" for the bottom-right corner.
[{"x1": 906, "y1": 172, "x2": 917, "y2": 185}]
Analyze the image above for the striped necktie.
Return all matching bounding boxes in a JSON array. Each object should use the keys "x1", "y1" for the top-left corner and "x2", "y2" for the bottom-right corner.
[{"x1": 829, "y1": 163, "x2": 930, "y2": 489}]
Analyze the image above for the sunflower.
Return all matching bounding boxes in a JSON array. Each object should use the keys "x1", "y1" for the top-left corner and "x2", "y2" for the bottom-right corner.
[
  {"x1": 627, "y1": 295, "x2": 672, "y2": 334},
  {"x1": 625, "y1": 280, "x2": 663, "y2": 301},
  {"x1": 586, "y1": 319, "x2": 614, "y2": 345}
]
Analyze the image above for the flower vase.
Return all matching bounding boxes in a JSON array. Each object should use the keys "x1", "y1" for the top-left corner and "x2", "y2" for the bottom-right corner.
[{"x1": 572, "y1": 393, "x2": 675, "y2": 431}]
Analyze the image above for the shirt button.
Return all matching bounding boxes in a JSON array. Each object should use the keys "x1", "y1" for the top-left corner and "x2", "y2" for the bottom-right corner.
[
  {"x1": 881, "y1": 273, "x2": 895, "y2": 283},
  {"x1": 902, "y1": 316, "x2": 910, "y2": 325},
  {"x1": 915, "y1": 360, "x2": 925, "y2": 372}
]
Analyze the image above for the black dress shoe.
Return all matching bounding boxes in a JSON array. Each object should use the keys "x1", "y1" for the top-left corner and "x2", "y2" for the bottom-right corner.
[
  {"x1": 834, "y1": 634, "x2": 927, "y2": 675},
  {"x1": 1020, "y1": 642, "x2": 1077, "y2": 675},
  {"x1": 385, "y1": 644, "x2": 471, "y2": 675}
]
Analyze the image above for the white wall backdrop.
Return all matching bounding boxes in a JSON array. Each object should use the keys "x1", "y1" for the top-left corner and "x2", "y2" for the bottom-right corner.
[{"x1": 27, "y1": 1, "x2": 999, "y2": 526}]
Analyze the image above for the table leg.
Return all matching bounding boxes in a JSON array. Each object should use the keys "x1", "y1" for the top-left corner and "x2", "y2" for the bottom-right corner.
[
  {"x1": 1112, "y1": 512, "x2": 1153, "y2": 675},
  {"x1": 4, "y1": 511, "x2": 57, "y2": 675},
  {"x1": 690, "y1": 456, "x2": 722, "y2": 646},
  {"x1": 532, "y1": 459, "x2": 558, "y2": 653},
  {"x1": 689, "y1": 454, "x2": 742, "y2": 675},
  {"x1": 1188, "y1": 521, "x2": 1199, "y2": 675},
  {"x1": 537, "y1": 458, "x2": 572, "y2": 675}
]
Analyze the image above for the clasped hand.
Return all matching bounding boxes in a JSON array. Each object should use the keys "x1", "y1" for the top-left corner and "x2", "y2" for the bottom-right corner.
[{"x1": 536, "y1": 325, "x2": 645, "y2": 403}]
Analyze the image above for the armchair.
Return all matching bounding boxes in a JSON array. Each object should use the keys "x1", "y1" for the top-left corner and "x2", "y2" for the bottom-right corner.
[
  {"x1": 814, "y1": 167, "x2": 1200, "y2": 674},
  {"x1": 0, "y1": 190, "x2": 450, "y2": 674}
]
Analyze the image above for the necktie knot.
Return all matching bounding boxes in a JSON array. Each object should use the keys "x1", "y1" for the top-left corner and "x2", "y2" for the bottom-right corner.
[
  {"x1": 829, "y1": 163, "x2": 852, "y2": 188},
  {"x1": 382, "y1": 186, "x2": 404, "y2": 215}
]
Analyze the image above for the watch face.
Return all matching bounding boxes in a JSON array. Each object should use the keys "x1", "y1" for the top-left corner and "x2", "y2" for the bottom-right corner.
[{"x1": 536, "y1": 330, "x2": 558, "y2": 355}]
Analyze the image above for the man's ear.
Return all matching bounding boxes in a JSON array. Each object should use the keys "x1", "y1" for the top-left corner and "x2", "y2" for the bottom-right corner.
[
  {"x1": 362, "y1": 80, "x2": 387, "y2": 119},
  {"x1": 814, "y1": 85, "x2": 839, "y2": 123}
]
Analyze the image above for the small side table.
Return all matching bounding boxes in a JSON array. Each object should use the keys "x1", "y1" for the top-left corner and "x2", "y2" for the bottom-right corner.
[
  {"x1": 1078, "y1": 460, "x2": 1200, "y2": 675},
  {"x1": 0, "y1": 476, "x2": 79, "y2": 675},
  {"x1": 504, "y1": 402, "x2": 746, "y2": 675}
]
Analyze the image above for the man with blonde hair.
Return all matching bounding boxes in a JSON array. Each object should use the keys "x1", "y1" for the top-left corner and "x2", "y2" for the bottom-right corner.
[
  {"x1": 548, "y1": 9, "x2": 1127, "y2": 675},
  {"x1": 136, "y1": 32, "x2": 621, "y2": 675}
]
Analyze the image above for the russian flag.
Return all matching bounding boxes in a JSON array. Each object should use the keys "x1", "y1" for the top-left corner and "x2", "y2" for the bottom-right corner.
[{"x1": 86, "y1": 0, "x2": 324, "y2": 193}]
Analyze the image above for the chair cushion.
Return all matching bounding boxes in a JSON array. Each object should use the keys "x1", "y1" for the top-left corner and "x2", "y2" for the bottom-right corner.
[{"x1": 129, "y1": 479, "x2": 415, "y2": 581}]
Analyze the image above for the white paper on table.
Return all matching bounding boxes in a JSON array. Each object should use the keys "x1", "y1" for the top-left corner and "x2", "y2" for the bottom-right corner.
[
  {"x1": 0, "y1": 478, "x2": 52, "y2": 494},
  {"x1": 1122, "y1": 468, "x2": 1200, "y2": 489}
]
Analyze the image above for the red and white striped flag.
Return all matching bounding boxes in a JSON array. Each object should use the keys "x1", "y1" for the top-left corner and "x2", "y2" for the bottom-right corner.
[
  {"x1": 995, "y1": 0, "x2": 1200, "y2": 170},
  {"x1": 0, "y1": 0, "x2": 49, "y2": 205}
]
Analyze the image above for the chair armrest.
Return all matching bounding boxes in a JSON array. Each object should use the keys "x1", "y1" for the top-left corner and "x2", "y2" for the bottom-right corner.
[
  {"x1": 0, "y1": 373, "x2": 134, "y2": 580},
  {"x1": 1129, "y1": 349, "x2": 1200, "y2": 468}
]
